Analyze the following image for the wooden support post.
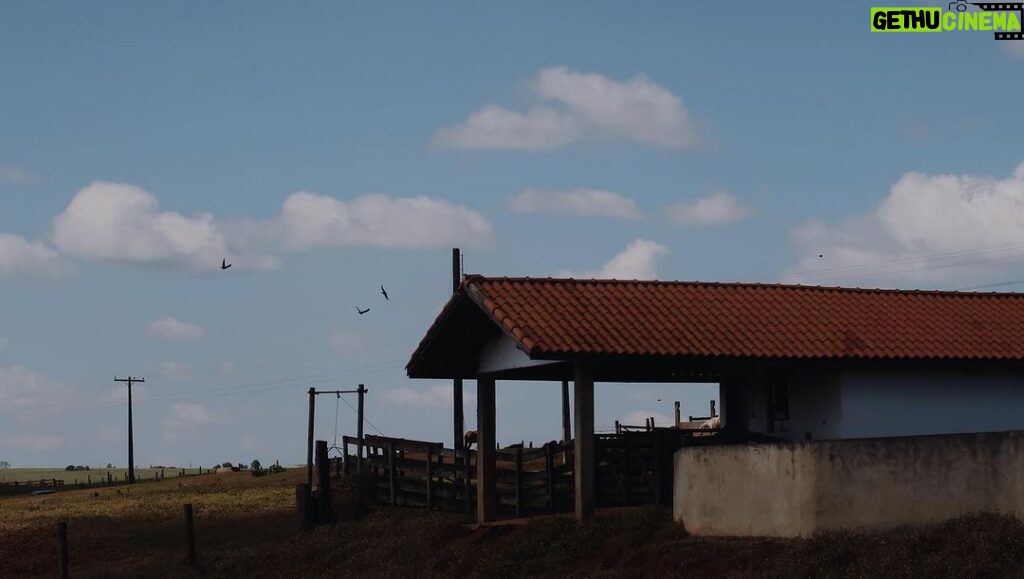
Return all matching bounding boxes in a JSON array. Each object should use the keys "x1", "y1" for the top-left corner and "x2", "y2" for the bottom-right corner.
[
  {"x1": 357, "y1": 384, "x2": 366, "y2": 472},
  {"x1": 653, "y1": 430, "x2": 663, "y2": 506},
  {"x1": 546, "y1": 444, "x2": 556, "y2": 514},
  {"x1": 388, "y1": 441, "x2": 397, "y2": 506},
  {"x1": 56, "y1": 521, "x2": 68, "y2": 579},
  {"x1": 674, "y1": 401, "x2": 681, "y2": 427},
  {"x1": 623, "y1": 435, "x2": 632, "y2": 507},
  {"x1": 295, "y1": 483, "x2": 314, "y2": 530},
  {"x1": 476, "y1": 376, "x2": 497, "y2": 523},
  {"x1": 315, "y1": 440, "x2": 332, "y2": 523},
  {"x1": 453, "y1": 249, "x2": 465, "y2": 471},
  {"x1": 561, "y1": 380, "x2": 571, "y2": 444},
  {"x1": 615, "y1": 420, "x2": 620, "y2": 435},
  {"x1": 306, "y1": 387, "x2": 315, "y2": 489},
  {"x1": 514, "y1": 447, "x2": 524, "y2": 518},
  {"x1": 183, "y1": 503, "x2": 197, "y2": 567},
  {"x1": 425, "y1": 445, "x2": 433, "y2": 510},
  {"x1": 464, "y1": 448, "x2": 473, "y2": 514},
  {"x1": 573, "y1": 362, "x2": 595, "y2": 520}
]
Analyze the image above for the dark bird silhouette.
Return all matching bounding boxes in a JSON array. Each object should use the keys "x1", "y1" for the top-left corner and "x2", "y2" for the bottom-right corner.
[
  {"x1": 818, "y1": 254, "x2": 823, "y2": 258},
  {"x1": 356, "y1": 306, "x2": 370, "y2": 315},
  {"x1": 221, "y1": 259, "x2": 232, "y2": 270},
  {"x1": 380, "y1": 285, "x2": 389, "y2": 301}
]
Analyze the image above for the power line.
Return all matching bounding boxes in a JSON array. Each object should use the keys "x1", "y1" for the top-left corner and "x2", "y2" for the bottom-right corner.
[{"x1": 340, "y1": 394, "x2": 384, "y2": 436}]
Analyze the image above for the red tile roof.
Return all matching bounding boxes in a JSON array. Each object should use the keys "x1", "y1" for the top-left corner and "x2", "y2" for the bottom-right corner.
[{"x1": 457, "y1": 275, "x2": 1024, "y2": 361}]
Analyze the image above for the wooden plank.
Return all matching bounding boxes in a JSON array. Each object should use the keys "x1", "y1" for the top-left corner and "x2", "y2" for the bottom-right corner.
[
  {"x1": 388, "y1": 441, "x2": 396, "y2": 507},
  {"x1": 425, "y1": 445, "x2": 433, "y2": 511}
]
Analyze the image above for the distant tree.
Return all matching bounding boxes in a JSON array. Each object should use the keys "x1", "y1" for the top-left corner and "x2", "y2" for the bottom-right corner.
[
  {"x1": 250, "y1": 459, "x2": 261, "y2": 471},
  {"x1": 221, "y1": 461, "x2": 233, "y2": 468},
  {"x1": 65, "y1": 465, "x2": 76, "y2": 471},
  {"x1": 107, "y1": 463, "x2": 113, "y2": 469}
]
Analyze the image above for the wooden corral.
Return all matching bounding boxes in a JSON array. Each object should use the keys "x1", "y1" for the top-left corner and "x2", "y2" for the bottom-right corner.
[{"x1": 332, "y1": 428, "x2": 773, "y2": 520}]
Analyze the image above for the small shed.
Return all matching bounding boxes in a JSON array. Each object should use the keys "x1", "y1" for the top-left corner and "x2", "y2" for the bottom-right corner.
[{"x1": 407, "y1": 275, "x2": 1024, "y2": 523}]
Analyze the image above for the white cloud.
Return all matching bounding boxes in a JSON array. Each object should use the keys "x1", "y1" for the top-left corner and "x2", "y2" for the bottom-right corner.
[
  {"x1": 51, "y1": 182, "x2": 279, "y2": 272},
  {"x1": 0, "y1": 337, "x2": 8, "y2": 352},
  {"x1": 40, "y1": 182, "x2": 492, "y2": 275},
  {"x1": 507, "y1": 188, "x2": 644, "y2": 219},
  {"x1": 0, "y1": 365, "x2": 76, "y2": 413},
  {"x1": 1002, "y1": 39, "x2": 1024, "y2": 59},
  {"x1": 784, "y1": 162, "x2": 1024, "y2": 288},
  {"x1": 666, "y1": 190, "x2": 753, "y2": 226},
  {"x1": 162, "y1": 402, "x2": 221, "y2": 442},
  {"x1": 622, "y1": 410, "x2": 675, "y2": 429},
  {"x1": 385, "y1": 382, "x2": 475, "y2": 409},
  {"x1": 149, "y1": 317, "x2": 204, "y2": 340},
  {"x1": 561, "y1": 239, "x2": 669, "y2": 280},
  {"x1": 431, "y1": 66, "x2": 701, "y2": 151},
  {"x1": 276, "y1": 192, "x2": 494, "y2": 250},
  {"x1": 328, "y1": 328, "x2": 364, "y2": 355},
  {"x1": 158, "y1": 361, "x2": 190, "y2": 381},
  {"x1": 430, "y1": 106, "x2": 577, "y2": 151},
  {"x1": 0, "y1": 233, "x2": 73, "y2": 279},
  {"x1": 0, "y1": 165, "x2": 30, "y2": 185}
]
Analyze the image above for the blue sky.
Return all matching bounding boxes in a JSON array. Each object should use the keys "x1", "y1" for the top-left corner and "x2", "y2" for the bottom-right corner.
[{"x1": 1, "y1": 1, "x2": 1023, "y2": 467}]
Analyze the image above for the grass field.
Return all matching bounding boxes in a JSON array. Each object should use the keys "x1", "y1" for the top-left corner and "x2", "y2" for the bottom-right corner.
[
  {"x1": 1, "y1": 467, "x2": 192, "y2": 484},
  {"x1": 5, "y1": 469, "x2": 1024, "y2": 577}
]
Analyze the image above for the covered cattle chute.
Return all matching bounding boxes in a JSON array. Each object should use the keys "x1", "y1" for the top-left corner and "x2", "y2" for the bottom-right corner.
[{"x1": 407, "y1": 274, "x2": 1024, "y2": 524}]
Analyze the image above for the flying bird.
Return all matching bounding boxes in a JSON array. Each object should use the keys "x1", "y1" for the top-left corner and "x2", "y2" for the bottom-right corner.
[
  {"x1": 381, "y1": 285, "x2": 389, "y2": 301},
  {"x1": 221, "y1": 259, "x2": 232, "y2": 270},
  {"x1": 356, "y1": 306, "x2": 370, "y2": 315}
]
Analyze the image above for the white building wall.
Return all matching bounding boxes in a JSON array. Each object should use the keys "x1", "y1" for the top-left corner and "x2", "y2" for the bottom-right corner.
[
  {"x1": 839, "y1": 369, "x2": 1024, "y2": 439},
  {"x1": 733, "y1": 370, "x2": 842, "y2": 442}
]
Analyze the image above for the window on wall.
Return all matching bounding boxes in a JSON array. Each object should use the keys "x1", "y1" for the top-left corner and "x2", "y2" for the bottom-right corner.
[{"x1": 767, "y1": 379, "x2": 789, "y2": 432}]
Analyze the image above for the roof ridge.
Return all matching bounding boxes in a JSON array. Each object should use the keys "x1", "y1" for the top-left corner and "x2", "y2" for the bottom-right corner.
[{"x1": 461, "y1": 274, "x2": 1024, "y2": 298}]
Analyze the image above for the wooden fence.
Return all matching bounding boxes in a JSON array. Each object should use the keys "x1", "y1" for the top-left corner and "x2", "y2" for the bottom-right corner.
[
  {"x1": 332, "y1": 428, "x2": 772, "y2": 519},
  {"x1": 338, "y1": 435, "x2": 574, "y2": 518}
]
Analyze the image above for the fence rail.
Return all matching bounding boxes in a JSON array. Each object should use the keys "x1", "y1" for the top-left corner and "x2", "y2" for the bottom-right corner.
[{"x1": 331, "y1": 427, "x2": 770, "y2": 520}]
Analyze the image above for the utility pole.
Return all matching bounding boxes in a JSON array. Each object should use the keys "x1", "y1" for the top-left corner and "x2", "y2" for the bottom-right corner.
[
  {"x1": 452, "y1": 248, "x2": 464, "y2": 455},
  {"x1": 114, "y1": 376, "x2": 145, "y2": 484},
  {"x1": 357, "y1": 384, "x2": 366, "y2": 471}
]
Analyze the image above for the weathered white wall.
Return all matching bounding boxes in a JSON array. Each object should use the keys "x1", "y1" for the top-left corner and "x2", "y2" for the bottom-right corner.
[
  {"x1": 839, "y1": 370, "x2": 1024, "y2": 439},
  {"x1": 728, "y1": 370, "x2": 841, "y2": 443},
  {"x1": 674, "y1": 430, "x2": 1024, "y2": 537},
  {"x1": 731, "y1": 368, "x2": 1024, "y2": 443}
]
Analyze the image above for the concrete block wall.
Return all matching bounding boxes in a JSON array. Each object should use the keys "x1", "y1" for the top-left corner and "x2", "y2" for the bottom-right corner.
[{"x1": 674, "y1": 430, "x2": 1024, "y2": 537}]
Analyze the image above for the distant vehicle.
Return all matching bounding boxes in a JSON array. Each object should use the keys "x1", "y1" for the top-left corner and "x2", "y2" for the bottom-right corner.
[{"x1": 31, "y1": 489, "x2": 55, "y2": 496}]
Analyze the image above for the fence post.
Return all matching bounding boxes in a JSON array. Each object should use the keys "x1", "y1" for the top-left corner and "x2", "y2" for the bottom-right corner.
[
  {"x1": 316, "y1": 440, "x2": 332, "y2": 523},
  {"x1": 653, "y1": 431, "x2": 663, "y2": 506},
  {"x1": 546, "y1": 444, "x2": 555, "y2": 514},
  {"x1": 388, "y1": 441, "x2": 396, "y2": 507},
  {"x1": 57, "y1": 521, "x2": 68, "y2": 579},
  {"x1": 425, "y1": 445, "x2": 433, "y2": 510},
  {"x1": 295, "y1": 483, "x2": 314, "y2": 530},
  {"x1": 515, "y1": 448, "x2": 524, "y2": 518},
  {"x1": 183, "y1": 504, "x2": 197, "y2": 567},
  {"x1": 623, "y1": 435, "x2": 632, "y2": 507},
  {"x1": 464, "y1": 448, "x2": 473, "y2": 514}
]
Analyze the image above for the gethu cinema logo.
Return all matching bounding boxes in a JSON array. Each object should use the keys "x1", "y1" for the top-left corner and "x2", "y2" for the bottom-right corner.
[{"x1": 871, "y1": 5, "x2": 1022, "y2": 33}]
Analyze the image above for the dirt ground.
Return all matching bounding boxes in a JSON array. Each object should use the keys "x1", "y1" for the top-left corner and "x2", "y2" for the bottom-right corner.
[{"x1": 3, "y1": 469, "x2": 1024, "y2": 578}]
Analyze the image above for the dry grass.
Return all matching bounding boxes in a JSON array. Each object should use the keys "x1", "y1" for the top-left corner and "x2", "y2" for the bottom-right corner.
[{"x1": 5, "y1": 471, "x2": 1024, "y2": 578}]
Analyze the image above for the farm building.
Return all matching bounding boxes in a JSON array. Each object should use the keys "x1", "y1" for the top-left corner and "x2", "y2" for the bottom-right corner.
[{"x1": 407, "y1": 275, "x2": 1024, "y2": 534}]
